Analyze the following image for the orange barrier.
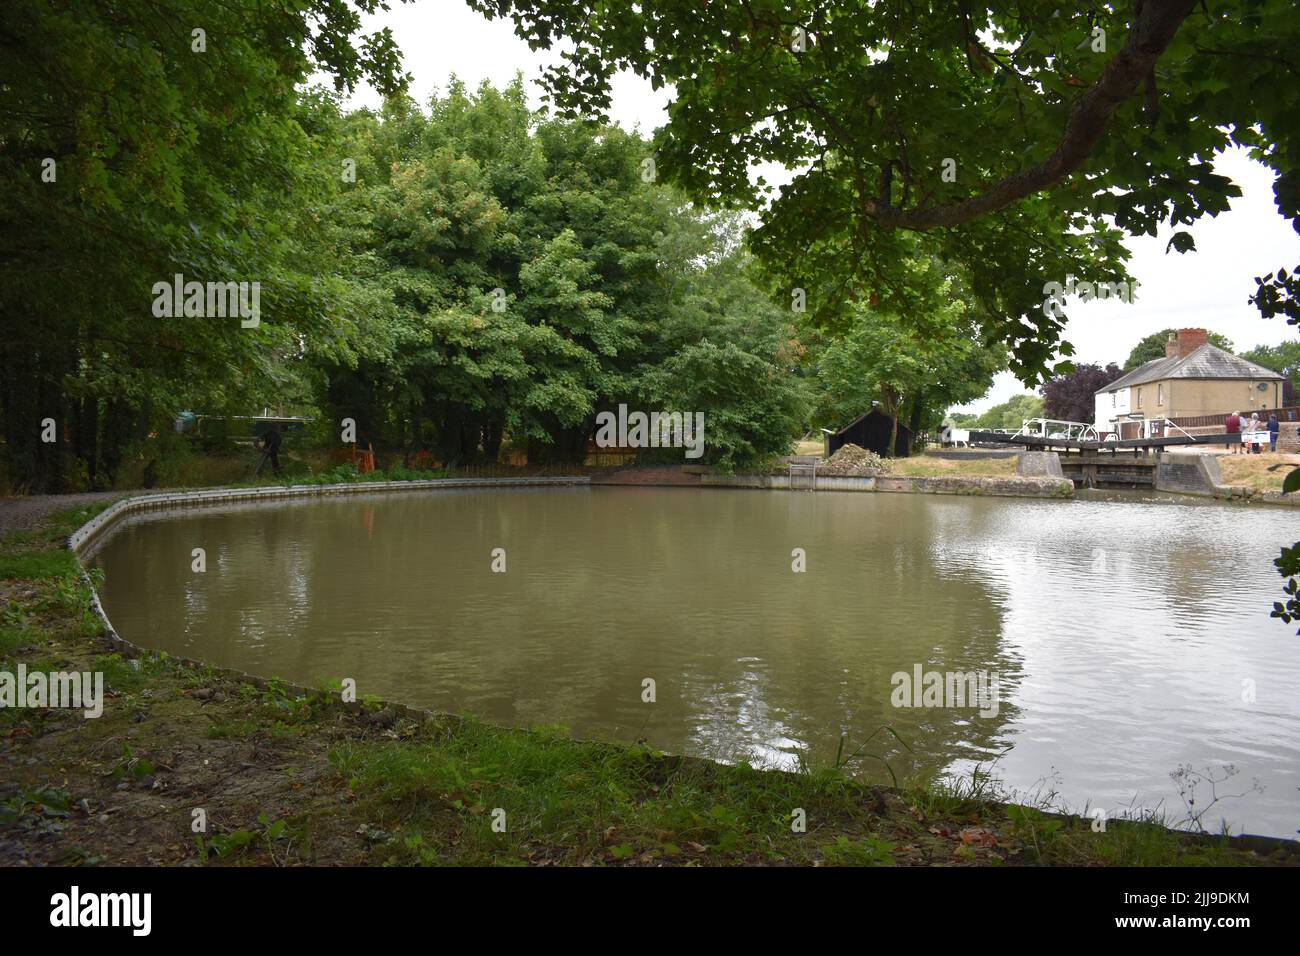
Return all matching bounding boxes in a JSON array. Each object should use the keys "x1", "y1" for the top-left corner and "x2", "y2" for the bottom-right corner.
[{"x1": 352, "y1": 443, "x2": 375, "y2": 474}]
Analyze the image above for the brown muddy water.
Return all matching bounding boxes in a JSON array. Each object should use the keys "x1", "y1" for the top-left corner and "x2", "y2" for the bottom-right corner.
[{"x1": 89, "y1": 486, "x2": 1300, "y2": 838}]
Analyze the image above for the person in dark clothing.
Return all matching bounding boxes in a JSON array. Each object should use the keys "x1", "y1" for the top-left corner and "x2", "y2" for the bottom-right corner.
[
  {"x1": 1269, "y1": 413, "x2": 1280, "y2": 452},
  {"x1": 255, "y1": 424, "x2": 283, "y2": 477}
]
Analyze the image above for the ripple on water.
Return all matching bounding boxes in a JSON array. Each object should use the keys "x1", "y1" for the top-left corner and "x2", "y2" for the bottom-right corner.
[{"x1": 91, "y1": 487, "x2": 1300, "y2": 838}]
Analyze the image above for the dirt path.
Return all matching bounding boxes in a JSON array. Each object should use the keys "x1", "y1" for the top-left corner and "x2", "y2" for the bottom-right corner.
[{"x1": 0, "y1": 492, "x2": 137, "y2": 537}]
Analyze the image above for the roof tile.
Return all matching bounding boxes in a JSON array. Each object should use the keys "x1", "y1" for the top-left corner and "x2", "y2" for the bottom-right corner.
[{"x1": 1096, "y1": 344, "x2": 1284, "y2": 393}]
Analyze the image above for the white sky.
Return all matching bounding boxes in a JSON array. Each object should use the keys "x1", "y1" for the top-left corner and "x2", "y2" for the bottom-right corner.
[{"x1": 334, "y1": 1, "x2": 1300, "y2": 413}]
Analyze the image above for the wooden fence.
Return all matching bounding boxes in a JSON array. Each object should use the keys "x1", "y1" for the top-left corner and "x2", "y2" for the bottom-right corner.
[{"x1": 1167, "y1": 405, "x2": 1300, "y2": 429}]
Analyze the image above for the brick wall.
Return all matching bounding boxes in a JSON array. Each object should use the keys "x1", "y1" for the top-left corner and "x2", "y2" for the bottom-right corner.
[
  {"x1": 1280, "y1": 422, "x2": 1300, "y2": 451},
  {"x1": 1182, "y1": 422, "x2": 1298, "y2": 450}
]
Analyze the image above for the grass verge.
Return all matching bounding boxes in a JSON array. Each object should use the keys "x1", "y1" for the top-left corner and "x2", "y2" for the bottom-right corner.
[
  {"x1": 0, "y1": 503, "x2": 1294, "y2": 866},
  {"x1": 1214, "y1": 452, "x2": 1300, "y2": 493},
  {"x1": 890, "y1": 455, "x2": 1019, "y2": 478}
]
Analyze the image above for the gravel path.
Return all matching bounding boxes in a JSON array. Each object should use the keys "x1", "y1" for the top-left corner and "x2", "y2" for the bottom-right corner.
[{"x1": 0, "y1": 491, "x2": 138, "y2": 538}]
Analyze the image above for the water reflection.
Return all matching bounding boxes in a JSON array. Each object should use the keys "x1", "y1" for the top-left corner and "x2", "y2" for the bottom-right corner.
[{"x1": 90, "y1": 487, "x2": 1300, "y2": 837}]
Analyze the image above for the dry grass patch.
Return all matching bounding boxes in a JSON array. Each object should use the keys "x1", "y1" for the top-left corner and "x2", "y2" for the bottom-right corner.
[
  {"x1": 891, "y1": 455, "x2": 1018, "y2": 478},
  {"x1": 1214, "y1": 452, "x2": 1300, "y2": 493}
]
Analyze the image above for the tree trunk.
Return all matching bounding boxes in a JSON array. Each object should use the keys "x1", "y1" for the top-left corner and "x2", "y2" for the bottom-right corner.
[
  {"x1": 884, "y1": 389, "x2": 902, "y2": 457},
  {"x1": 908, "y1": 390, "x2": 926, "y2": 450},
  {"x1": 482, "y1": 420, "x2": 504, "y2": 463}
]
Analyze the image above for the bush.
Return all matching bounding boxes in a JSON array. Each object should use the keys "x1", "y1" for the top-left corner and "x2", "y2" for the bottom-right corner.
[{"x1": 636, "y1": 341, "x2": 807, "y2": 471}]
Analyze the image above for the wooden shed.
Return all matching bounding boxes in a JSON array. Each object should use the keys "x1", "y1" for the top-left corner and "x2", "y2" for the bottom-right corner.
[{"x1": 826, "y1": 409, "x2": 912, "y2": 458}]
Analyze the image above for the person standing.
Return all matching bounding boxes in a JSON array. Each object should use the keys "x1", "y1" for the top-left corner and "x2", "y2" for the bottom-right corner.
[
  {"x1": 1225, "y1": 410, "x2": 1241, "y2": 454},
  {"x1": 1247, "y1": 413, "x2": 1263, "y2": 454},
  {"x1": 255, "y1": 424, "x2": 284, "y2": 477},
  {"x1": 1269, "y1": 413, "x2": 1280, "y2": 453}
]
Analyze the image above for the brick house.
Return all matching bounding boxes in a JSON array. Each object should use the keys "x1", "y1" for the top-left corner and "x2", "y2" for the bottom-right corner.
[{"x1": 1094, "y1": 328, "x2": 1287, "y2": 437}]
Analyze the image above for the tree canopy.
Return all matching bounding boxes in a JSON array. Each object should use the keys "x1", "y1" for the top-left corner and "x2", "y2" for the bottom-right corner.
[
  {"x1": 1, "y1": 6, "x2": 819, "y2": 490},
  {"x1": 1042, "y1": 363, "x2": 1124, "y2": 421},
  {"x1": 1123, "y1": 328, "x2": 1233, "y2": 369},
  {"x1": 1240, "y1": 341, "x2": 1300, "y2": 393},
  {"x1": 952, "y1": 394, "x2": 1046, "y2": 431},
  {"x1": 0, "y1": 0, "x2": 410, "y2": 490},
  {"x1": 470, "y1": 0, "x2": 1300, "y2": 380}
]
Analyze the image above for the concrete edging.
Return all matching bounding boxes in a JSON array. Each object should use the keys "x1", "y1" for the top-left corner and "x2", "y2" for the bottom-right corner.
[
  {"x1": 66, "y1": 476, "x2": 591, "y2": 722},
  {"x1": 55, "y1": 473, "x2": 1300, "y2": 858},
  {"x1": 699, "y1": 472, "x2": 1073, "y2": 498},
  {"x1": 68, "y1": 476, "x2": 591, "y2": 554}
]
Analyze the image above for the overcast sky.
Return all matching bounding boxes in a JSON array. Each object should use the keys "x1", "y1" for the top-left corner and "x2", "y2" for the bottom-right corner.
[{"x1": 334, "y1": 1, "x2": 1300, "y2": 413}]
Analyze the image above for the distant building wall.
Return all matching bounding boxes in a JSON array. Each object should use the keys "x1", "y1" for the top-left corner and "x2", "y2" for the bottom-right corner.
[
  {"x1": 1129, "y1": 378, "x2": 1284, "y2": 420},
  {"x1": 1094, "y1": 385, "x2": 1131, "y2": 431}
]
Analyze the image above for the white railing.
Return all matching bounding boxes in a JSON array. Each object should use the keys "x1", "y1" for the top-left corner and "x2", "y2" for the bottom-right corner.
[
  {"x1": 1105, "y1": 416, "x2": 1198, "y2": 441},
  {"x1": 1015, "y1": 418, "x2": 1101, "y2": 442}
]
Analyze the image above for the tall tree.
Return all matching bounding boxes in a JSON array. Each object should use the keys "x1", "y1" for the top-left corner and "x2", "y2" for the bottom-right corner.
[
  {"x1": 810, "y1": 300, "x2": 1002, "y2": 454},
  {"x1": 0, "y1": 0, "x2": 408, "y2": 490},
  {"x1": 313, "y1": 79, "x2": 806, "y2": 468},
  {"x1": 469, "y1": 0, "x2": 1300, "y2": 381},
  {"x1": 1240, "y1": 341, "x2": 1300, "y2": 392},
  {"x1": 1042, "y1": 363, "x2": 1124, "y2": 421},
  {"x1": 973, "y1": 394, "x2": 1046, "y2": 431},
  {"x1": 1123, "y1": 329, "x2": 1233, "y2": 370}
]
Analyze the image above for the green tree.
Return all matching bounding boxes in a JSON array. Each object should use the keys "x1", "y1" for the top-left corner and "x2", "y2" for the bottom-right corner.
[
  {"x1": 1123, "y1": 329, "x2": 1234, "y2": 370},
  {"x1": 470, "y1": 0, "x2": 1300, "y2": 382},
  {"x1": 808, "y1": 279, "x2": 1004, "y2": 451},
  {"x1": 312, "y1": 78, "x2": 804, "y2": 468},
  {"x1": 1240, "y1": 341, "x2": 1300, "y2": 389},
  {"x1": 973, "y1": 395, "x2": 1046, "y2": 431},
  {"x1": 637, "y1": 341, "x2": 807, "y2": 469},
  {"x1": 813, "y1": 311, "x2": 924, "y2": 456},
  {"x1": 0, "y1": 0, "x2": 408, "y2": 491}
]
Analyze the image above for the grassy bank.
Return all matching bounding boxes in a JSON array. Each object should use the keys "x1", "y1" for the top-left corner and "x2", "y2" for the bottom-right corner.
[
  {"x1": 1214, "y1": 451, "x2": 1300, "y2": 493},
  {"x1": 890, "y1": 455, "x2": 1019, "y2": 478},
  {"x1": 1, "y1": 502, "x2": 1295, "y2": 867}
]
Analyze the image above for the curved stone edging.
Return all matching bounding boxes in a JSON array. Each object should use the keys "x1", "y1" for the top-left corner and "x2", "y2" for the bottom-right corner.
[
  {"x1": 68, "y1": 475, "x2": 590, "y2": 554},
  {"x1": 67, "y1": 476, "x2": 591, "y2": 723},
  {"x1": 57, "y1": 475, "x2": 1300, "y2": 857},
  {"x1": 698, "y1": 472, "x2": 1074, "y2": 498}
]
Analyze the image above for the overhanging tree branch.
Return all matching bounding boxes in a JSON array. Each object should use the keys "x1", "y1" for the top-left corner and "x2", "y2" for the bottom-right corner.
[{"x1": 865, "y1": 0, "x2": 1199, "y2": 231}]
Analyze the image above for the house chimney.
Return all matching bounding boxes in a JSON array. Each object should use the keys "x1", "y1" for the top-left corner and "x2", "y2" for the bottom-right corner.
[{"x1": 1167, "y1": 327, "x2": 1208, "y2": 359}]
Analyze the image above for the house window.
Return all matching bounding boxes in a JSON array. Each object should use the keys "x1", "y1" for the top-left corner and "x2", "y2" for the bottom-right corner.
[
  {"x1": 1136, "y1": 387, "x2": 1142, "y2": 408},
  {"x1": 1157, "y1": 384, "x2": 1164, "y2": 406},
  {"x1": 1110, "y1": 391, "x2": 1116, "y2": 407}
]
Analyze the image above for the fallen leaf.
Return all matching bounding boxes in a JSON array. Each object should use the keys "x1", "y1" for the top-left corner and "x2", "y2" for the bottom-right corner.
[{"x1": 958, "y1": 827, "x2": 998, "y2": 848}]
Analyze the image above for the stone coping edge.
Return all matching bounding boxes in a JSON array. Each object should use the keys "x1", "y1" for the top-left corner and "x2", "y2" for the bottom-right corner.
[
  {"x1": 57, "y1": 475, "x2": 1300, "y2": 857},
  {"x1": 699, "y1": 472, "x2": 1074, "y2": 499},
  {"x1": 65, "y1": 477, "x2": 592, "y2": 728},
  {"x1": 67, "y1": 476, "x2": 591, "y2": 554}
]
